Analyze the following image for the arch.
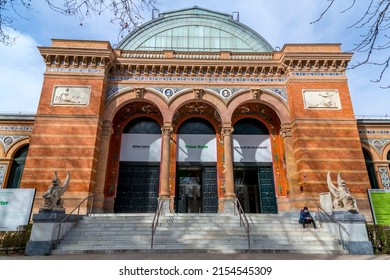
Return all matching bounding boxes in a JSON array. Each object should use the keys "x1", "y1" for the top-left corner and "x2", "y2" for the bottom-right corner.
[
  {"x1": 104, "y1": 89, "x2": 169, "y2": 122},
  {"x1": 227, "y1": 90, "x2": 290, "y2": 125},
  {"x1": 382, "y1": 142, "x2": 390, "y2": 161},
  {"x1": 362, "y1": 147, "x2": 380, "y2": 189},
  {"x1": 167, "y1": 90, "x2": 227, "y2": 124},
  {"x1": 5, "y1": 144, "x2": 29, "y2": 189},
  {"x1": 360, "y1": 142, "x2": 381, "y2": 161},
  {"x1": 5, "y1": 138, "x2": 31, "y2": 158}
]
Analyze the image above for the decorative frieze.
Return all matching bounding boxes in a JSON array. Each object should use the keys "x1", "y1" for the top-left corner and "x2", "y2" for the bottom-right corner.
[
  {"x1": 51, "y1": 86, "x2": 91, "y2": 106},
  {"x1": 379, "y1": 167, "x2": 390, "y2": 189},
  {"x1": 0, "y1": 126, "x2": 33, "y2": 132},
  {"x1": 358, "y1": 130, "x2": 390, "y2": 135},
  {"x1": 48, "y1": 68, "x2": 103, "y2": 74}
]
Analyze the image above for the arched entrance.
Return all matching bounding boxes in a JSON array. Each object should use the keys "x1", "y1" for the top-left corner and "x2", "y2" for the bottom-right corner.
[
  {"x1": 6, "y1": 145, "x2": 29, "y2": 189},
  {"x1": 363, "y1": 149, "x2": 379, "y2": 189},
  {"x1": 233, "y1": 118, "x2": 277, "y2": 213},
  {"x1": 175, "y1": 118, "x2": 218, "y2": 213},
  {"x1": 113, "y1": 117, "x2": 162, "y2": 213}
]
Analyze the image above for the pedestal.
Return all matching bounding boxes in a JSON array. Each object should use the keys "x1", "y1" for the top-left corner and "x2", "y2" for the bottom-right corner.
[
  {"x1": 223, "y1": 198, "x2": 236, "y2": 214},
  {"x1": 25, "y1": 209, "x2": 80, "y2": 256},
  {"x1": 320, "y1": 211, "x2": 374, "y2": 255}
]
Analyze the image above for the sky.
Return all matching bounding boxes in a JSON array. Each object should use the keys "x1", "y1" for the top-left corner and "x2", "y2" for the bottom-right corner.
[{"x1": 0, "y1": 0, "x2": 389, "y2": 116}]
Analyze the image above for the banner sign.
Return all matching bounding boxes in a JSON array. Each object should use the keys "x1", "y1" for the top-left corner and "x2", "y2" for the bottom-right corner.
[
  {"x1": 177, "y1": 134, "x2": 217, "y2": 162},
  {"x1": 233, "y1": 135, "x2": 272, "y2": 162},
  {"x1": 367, "y1": 189, "x2": 390, "y2": 225},
  {"x1": 0, "y1": 188, "x2": 36, "y2": 231},
  {"x1": 120, "y1": 134, "x2": 162, "y2": 162}
]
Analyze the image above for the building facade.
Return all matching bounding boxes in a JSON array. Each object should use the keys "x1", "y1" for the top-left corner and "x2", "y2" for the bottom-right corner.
[{"x1": 1, "y1": 7, "x2": 389, "y2": 220}]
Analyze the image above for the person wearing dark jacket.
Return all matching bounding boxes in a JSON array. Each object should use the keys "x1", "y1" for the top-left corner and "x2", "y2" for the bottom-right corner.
[{"x1": 299, "y1": 207, "x2": 317, "y2": 231}]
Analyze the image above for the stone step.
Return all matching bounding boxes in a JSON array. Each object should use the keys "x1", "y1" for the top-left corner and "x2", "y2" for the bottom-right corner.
[
  {"x1": 53, "y1": 243, "x2": 345, "y2": 252},
  {"x1": 51, "y1": 213, "x2": 344, "y2": 255}
]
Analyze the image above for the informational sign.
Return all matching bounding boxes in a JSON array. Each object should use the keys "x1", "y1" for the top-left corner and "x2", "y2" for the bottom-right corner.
[
  {"x1": 367, "y1": 189, "x2": 390, "y2": 225},
  {"x1": 0, "y1": 188, "x2": 36, "y2": 231},
  {"x1": 233, "y1": 135, "x2": 272, "y2": 162},
  {"x1": 120, "y1": 134, "x2": 162, "y2": 162},
  {"x1": 177, "y1": 134, "x2": 217, "y2": 162}
]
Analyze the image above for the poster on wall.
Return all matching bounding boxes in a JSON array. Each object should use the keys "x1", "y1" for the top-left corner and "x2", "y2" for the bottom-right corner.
[
  {"x1": 120, "y1": 134, "x2": 162, "y2": 162},
  {"x1": 233, "y1": 135, "x2": 272, "y2": 162},
  {"x1": 0, "y1": 188, "x2": 36, "y2": 231},
  {"x1": 367, "y1": 189, "x2": 390, "y2": 225},
  {"x1": 177, "y1": 134, "x2": 217, "y2": 162}
]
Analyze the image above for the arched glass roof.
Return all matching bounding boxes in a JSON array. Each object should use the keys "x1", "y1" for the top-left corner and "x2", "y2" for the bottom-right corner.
[{"x1": 118, "y1": 7, "x2": 274, "y2": 52}]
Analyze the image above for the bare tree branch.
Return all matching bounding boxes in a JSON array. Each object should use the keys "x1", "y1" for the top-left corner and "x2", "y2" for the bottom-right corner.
[
  {"x1": 313, "y1": 0, "x2": 390, "y2": 88},
  {"x1": 0, "y1": 0, "x2": 157, "y2": 45}
]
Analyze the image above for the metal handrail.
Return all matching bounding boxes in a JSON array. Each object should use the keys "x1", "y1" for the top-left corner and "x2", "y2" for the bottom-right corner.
[
  {"x1": 151, "y1": 198, "x2": 165, "y2": 249},
  {"x1": 233, "y1": 198, "x2": 251, "y2": 249},
  {"x1": 53, "y1": 195, "x2": 95, "y2": 246},
  {"x1": 313, "y1": 202, "x2": 350, "y2": 249}
]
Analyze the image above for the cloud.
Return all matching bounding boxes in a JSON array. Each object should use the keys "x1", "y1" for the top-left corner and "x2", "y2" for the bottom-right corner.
[{"x1": 0, "y1": 29, "x2": 44, "y2": 113}]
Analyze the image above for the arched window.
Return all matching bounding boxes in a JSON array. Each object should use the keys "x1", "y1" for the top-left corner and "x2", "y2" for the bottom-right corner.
[
  {"x1": 6, "y1": 145, "x2": 29, "y2": 189},
  {"x1": 233, "y1": 118, "x2": 269, "y2": 135},
  {"x1": 388, "y1": 150, "x2": 390, "y2": 169},
  {"x1": 363, "y1": 149, "x2": 379, "y2": 189},
  {"x1": 123, "y1": 117, "x2": 160, "y2": 134},
  {"x1": 178, "y1": 118, "x2": 215, "y2": 134}
]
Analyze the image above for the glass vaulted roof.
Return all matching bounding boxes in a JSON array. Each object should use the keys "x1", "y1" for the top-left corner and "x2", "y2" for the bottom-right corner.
[{"x1": 117, "y1": 7, "x2": 274, "y2": 52}]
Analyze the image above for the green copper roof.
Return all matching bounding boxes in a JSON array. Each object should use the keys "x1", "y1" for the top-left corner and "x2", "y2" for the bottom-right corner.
[{"x1": 118, "y1": 7, "x2": 274, "y2": 52}]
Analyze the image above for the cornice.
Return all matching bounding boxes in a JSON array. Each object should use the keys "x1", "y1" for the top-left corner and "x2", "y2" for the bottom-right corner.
[{"x1": 38, "y1": 46, "x2": 116, "y2": 74}]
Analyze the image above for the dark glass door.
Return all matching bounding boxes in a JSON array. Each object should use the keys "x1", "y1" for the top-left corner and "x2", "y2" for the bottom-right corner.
[
  {"x1": 114, "y1": 165, "x2": 159, "y2": 213},
  {"x1": 202, "y1": 167, "x2": 218, "y2": 213},
  {"x1": 258, "y1": 166, "x2": 277, "y2": 213}
]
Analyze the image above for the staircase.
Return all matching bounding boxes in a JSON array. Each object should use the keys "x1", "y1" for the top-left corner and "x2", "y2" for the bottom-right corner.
[{"x1": 50, "y1": 213, "x2": 348, "y2": 255}]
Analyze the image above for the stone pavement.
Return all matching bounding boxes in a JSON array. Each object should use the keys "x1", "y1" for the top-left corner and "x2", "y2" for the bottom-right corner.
[{"x1": 1, "y1": 252, "x2": 389, "y2": 260}]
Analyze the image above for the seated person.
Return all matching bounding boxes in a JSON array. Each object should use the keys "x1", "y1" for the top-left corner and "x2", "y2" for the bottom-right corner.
[{"x1": 299, "y1": 207, "x2": 317, "y2": 231}]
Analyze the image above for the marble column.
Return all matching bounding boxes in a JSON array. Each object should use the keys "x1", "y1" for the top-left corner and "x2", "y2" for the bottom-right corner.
[
  {"x1": 93, "y1": 120, "x2": 112, "y2": 213},
  {"x1": 160, "y1": 126, "x2": 172, "y2": 198}
]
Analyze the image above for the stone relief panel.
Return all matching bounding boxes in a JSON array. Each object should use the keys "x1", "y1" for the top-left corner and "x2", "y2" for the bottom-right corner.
[
  {"x1": 51, "y1": 86, "x2": 91, "y2": 106},
  {"x1": 379, "y1": 167, "x2": 390, "y2": 189},
  {"x1": 0, "y1": 164, "x2": 6, "y2": 188},
  {"x1": 303, "y1": 90, "x2": 341, "y2": 110}
]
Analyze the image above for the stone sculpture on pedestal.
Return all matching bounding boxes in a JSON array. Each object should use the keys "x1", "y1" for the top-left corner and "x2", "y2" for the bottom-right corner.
[
  {"x1": 327, "y1": 171, "x2": 357, "y2": 211},
  {"x1": 41, "y1": 171, "x2": 70, "y2": 211}
]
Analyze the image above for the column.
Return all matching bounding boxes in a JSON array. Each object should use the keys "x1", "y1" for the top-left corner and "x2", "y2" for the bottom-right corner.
[
  {"x1": 93, "y1": 120, "x2": 112, "y2": 213},
  {"x1": 223, "y1": 126, "x2": 235, "y2": 198},
  {"x1": 160, "y1": 125, "x2": 172, "y2": 198},
  {"x1": 222, "y1": 126, "x2": 236, "y2": 214}
]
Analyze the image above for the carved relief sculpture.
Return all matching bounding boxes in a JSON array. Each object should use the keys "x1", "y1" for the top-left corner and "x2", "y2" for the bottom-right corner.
[
  {"x1": 42, "y1": 171, "x2": 70, "y2": 210},
  {"x1": 327, "y1": 171, "x2": 357, "y2": 211}
]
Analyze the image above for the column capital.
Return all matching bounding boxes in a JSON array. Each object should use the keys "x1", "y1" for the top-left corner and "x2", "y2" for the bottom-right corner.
[
  {"x1": 162, "y1": 126, "x2": 173, "y2": 135},
  {"x1": 221, "y1": 127, "x2": 234, "y2": 136}
]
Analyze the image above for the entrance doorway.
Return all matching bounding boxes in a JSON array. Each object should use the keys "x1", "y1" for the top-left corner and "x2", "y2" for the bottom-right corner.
[
  {"x1": 234, "y1": 166, "x2": 277, "y2": 213},
  {"x1": 114, "y1": 117, "x2": 162, "y2": 213},
  {"x1": 114, "y1": 164, "x2": 159, "y2": 213},
  {"x1": 175, "y1": 166, "x2": 218, "y2": 213}
]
